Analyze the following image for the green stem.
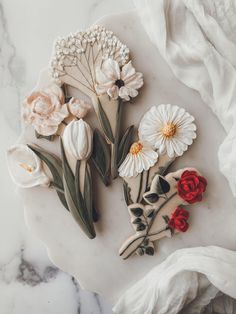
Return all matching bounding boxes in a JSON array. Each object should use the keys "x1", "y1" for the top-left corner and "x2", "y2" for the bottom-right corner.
[
  {"x1": 136, "y1": 172, "x2": 144, "y2": 203},
  {"x1": 111, "y1": 98, "x2": 122, "y2": 180},
  {"x1": 121, "y1": 192, "x2": 177, "y2": 259}
]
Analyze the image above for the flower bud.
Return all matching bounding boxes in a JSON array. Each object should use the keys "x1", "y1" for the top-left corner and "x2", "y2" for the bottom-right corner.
[
  {"x1": 62, "y1": 119, "x2": 93, "y2": 160},
  {"x1": 68, "y1": 97, "x2": 91, "y2": 119}
]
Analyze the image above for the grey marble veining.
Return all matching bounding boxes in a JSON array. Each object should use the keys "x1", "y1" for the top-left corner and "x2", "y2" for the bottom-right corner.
[{"x1": 0, "y1": 0, "x2": 134, "y2": 313}]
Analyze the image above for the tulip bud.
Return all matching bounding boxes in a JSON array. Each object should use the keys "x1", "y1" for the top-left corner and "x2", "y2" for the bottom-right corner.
[{"x1": 62, "y1": 119, "x2": 93, "y2": 160}]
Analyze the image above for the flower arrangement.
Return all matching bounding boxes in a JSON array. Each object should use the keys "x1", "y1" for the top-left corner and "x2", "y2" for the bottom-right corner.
[{"x1": 7, "y1": 25, "x2": 207, "y2": 259}]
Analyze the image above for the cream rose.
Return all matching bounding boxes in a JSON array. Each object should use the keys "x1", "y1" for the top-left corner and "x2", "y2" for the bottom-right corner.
[
  {"x1": 68, "y1": 97, "x2": 91, "y2": 119},
  {"x1": 22, "y1": 84, "x2": 69, "y2": 136}
]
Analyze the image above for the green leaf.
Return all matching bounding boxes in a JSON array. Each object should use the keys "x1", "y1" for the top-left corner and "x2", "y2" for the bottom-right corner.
[
  {"x1": 145, "y1": 192, "x2": 159, "y2": 203},
  {"x1": 132, "y1": 218, "x2": 142, "y2": 224},
  {"x1": 143, "y1": 238, "x2": 149, "y2": 247},
  {"x1": 117, "y1": 125, "x2": 134, "y2": 167},
  {"x1": 97, "y1": 98, "x2": 115, "y2": 144},
  {"x1": 28, "y1": 144, "x2": 68, "y2": 211},
  {"x1": 147, "y1": 209, "x2": 155, "y2": 218},
  {"x1": 75, "y1": 160, "x2": 96, "y2": 238},
  {"x1": 84, "y1": 163, "x2": 94, "y2": 223},
  {"x1": 60, "y1": 140, "x2": 95, "y2": 239},
  {"x1": 35, "y1": 130, "x2": 55, "y2": 142},
  {"x1": 157, "y1": 176, "x2": 170, "y2": 194},
  {"x1": 123, "y1": 181, "x2": 133, "y2": 206},
  {"x1": 136, "y1": 248, "x2": 144, "y2": 256},
  {"x1": 91, "y1": 129, "x2": 110, "y2": 186},
  {"x1": 145, "y1": 246, "x2": 154, "y2": 256},
  {"x1": 136, "y1": 223, "x2": 146, "y2": 231},
  {"x1": 162, "y1": 215, "x2": 169, "y2": 224},
  {"x1": 130, "y1": 207, "x2": 143, "y2": 217}
]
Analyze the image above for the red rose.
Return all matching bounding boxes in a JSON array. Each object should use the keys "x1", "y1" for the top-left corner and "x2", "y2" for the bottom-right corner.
[
  {"x1": 177, "y1": 170, "x2": 207, "y2": 204},
  {"x1": 168, "y1": 207, "x2": 189, "y2": 232}
]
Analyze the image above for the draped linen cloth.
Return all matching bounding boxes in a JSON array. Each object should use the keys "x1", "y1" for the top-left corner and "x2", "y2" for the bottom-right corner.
[
  {"x1": 113, "y1": 247, "x2": 236, "y2": 314},
  {"x1": 134, "y1": 0, "x2": 236, "y2": 196},
  {"x1": 113, "y1": 1, "x2": 236, "y2": 313}
]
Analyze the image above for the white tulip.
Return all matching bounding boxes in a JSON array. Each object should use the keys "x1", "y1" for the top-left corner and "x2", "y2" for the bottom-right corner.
[
  {"x1": 7, "y1": 144, "x2": 50, "y2": 188},
  {"x1": 62, "y1": 119, "x2": 93, "y2": 160}
]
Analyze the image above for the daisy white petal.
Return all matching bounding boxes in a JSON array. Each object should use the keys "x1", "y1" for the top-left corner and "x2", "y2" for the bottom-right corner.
[
  {"x1": 139, "y1": 104, "x2": 197, "y2": 158},
  {"x1": 118, "y1": 142, "x2": 158, "y2": 178}
]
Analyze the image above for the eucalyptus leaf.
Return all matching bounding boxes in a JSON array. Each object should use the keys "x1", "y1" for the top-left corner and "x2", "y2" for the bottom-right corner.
[
  {"x1": 157, "y1": 176, "x2": 170, "y2": 194},
  {"x1": 60, "y1": 140, "x2": 96, "y2": 239},
  {"x1": 97, "y1": 98, "x2": 114, "y2": 144},
  {"x1": 28, "y1": 144, "x2": 68, "y2": 210},
  {"x1": 147, "y1": 209, "x2": 155, "y2": 218},
  {"x1": 145, "y1": 246, "x2": 155, "y2": 256},
  {"x1": 132, "y1": 218, "x2": 142, "y2": 224},
  {"x1": 145, "y1": 192, "x2": 159, "y2": 203},
  {"x1": 91, "y1": 129, "x2": 110, "y2": 186},
  {"x1": 117, "y1": 125, "x2": 134, "y2": 167},
  {"x1": 130, "y1": 207, "x2": 143, "y2": 217},
  {"x1": 136, "y1": 223, "x2": 146, "y2": 231}
]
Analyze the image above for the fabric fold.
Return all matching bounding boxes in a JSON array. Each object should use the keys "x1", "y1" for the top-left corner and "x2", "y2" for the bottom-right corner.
[
  {"x1": 113, "y1": 246, "x2": 236, "y2": 314},
  {"x1": 134, "y1": 0, "x2": 236, "y2": 196}
]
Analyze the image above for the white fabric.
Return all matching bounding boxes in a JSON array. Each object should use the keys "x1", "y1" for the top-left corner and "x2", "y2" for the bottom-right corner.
[
  {"x1": 113, "y1": 246, "x2": 236, "y2": 314},
  {"x1": 133, "y1": 0, "x2": 236, "y2": 196}
]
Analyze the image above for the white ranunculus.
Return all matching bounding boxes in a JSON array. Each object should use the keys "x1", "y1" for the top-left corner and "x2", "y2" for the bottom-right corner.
[
  {"x1": 7, "y1": 144, "x2": 50, "y2": 188},
  {"x1": 62, "y1": 119, "x2": 93, "y2": 160}
]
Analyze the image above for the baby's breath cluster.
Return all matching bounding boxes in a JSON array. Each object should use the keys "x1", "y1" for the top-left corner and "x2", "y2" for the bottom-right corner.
[{"x1": 51, "y1": 25, "x2": 130, "y2": 79}]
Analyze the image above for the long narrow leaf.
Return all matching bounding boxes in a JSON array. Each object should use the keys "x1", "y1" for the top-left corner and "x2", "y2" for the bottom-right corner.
[
  {"x1": 60, "y1": 139, "x2": 95, "y2": 239},
  {"x1": 97, "y1": 98, "x2": 115, "y2": 144},
  {"x1": 75, "y1": 160, "x2": 96, "y2": 238},
  {"x1": 28, "y1": 144, "x2": 68, "y2": 210},
  {"x1": 91, "y1": 129, "x2": 111, "y2": 186},
  {"x1": 117, "y1": 125, "x2": 134, "y2": 167}
]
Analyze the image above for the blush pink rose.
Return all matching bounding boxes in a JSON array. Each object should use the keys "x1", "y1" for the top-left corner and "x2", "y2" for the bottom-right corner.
[{"x1": 22, "y1": 84, "x2": 69, "y2": 136}]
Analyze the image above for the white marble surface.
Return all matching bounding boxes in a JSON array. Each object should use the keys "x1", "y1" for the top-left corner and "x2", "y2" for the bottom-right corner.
[{"x1": 0, "y1": 1, "x2": 135, "y2": 313}]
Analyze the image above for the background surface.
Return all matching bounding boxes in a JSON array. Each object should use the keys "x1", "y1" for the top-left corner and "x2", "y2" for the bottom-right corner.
[{"x1": 0, "y1": 1, "x2": 134, "y2": 313}]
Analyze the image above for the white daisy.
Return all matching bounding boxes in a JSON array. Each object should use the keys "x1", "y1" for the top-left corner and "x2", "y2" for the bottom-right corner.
[
  {"x1": 139, "y1": 104, "x2": 197, "y2": 158},
  {"x1": 118, "y1": 142, "x2": 158, "y2": 178},
  {"x1": 95, "y1": 58, "x2": 143, "y2": 101}
]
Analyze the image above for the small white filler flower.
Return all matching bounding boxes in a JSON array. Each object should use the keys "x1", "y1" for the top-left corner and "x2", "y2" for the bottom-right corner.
[
  {"x1": 118, "y1": 142, "x2": 158, "y2": 178},
  {"x1": 139, "y1": 104, "x2": 197, "y2": 158},
  {"x1": 7, "y1": 144, "x2": 50, "y2": 188},
  {"x1": 96, "y1": 58, "x2": 143, "y2": 101}
]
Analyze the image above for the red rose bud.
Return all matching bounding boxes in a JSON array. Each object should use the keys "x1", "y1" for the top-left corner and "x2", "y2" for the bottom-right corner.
[
  {"x1": 177, "y1": 170, "x2": 207, "y2": 204},
  {"x1": 168, "y1": 207, "x2": 189, "y2": 232}
]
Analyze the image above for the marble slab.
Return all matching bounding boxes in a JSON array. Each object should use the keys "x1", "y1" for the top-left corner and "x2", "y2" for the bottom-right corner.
[{"x1": 14, "y1": 9, "x2": 236, "y2": 307}]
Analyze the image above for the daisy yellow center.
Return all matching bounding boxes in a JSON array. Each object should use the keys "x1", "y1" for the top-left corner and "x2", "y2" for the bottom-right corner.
[
  {"x1": 19, "y1": 163, "x2": 34, "y2": 173},
  {"x1": 130, "y1": 142, "x2": 143, "y2": 155},
  {"x1": 161, "y1": 123, "x2": 177, "y2": 138}
]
